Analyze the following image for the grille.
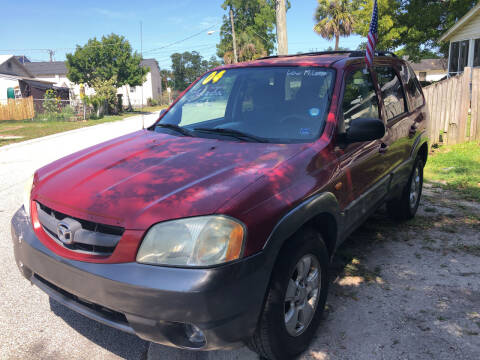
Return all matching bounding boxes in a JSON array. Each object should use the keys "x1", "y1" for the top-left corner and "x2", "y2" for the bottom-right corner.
[
  {"x1": 34, "y1": 274, "x2": 128, "y2": 325},
  {"x1": 36, "y1": 202, "x2": 124, "y2": 256}
]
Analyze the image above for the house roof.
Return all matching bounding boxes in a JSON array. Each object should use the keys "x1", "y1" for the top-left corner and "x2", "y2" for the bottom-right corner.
[
  {"x1": 25, "y1": 59, "x2": 159, "y2": 76},
  {"x1": 140, "y1": 59, "x2": 159, "y2": 71},
  {"x1": 0, "y1": 55, "x2": 35, "y2": 78},
  {"x1": 409, "y1": 59, "x2": 448, "y2": 72},
  {"x1": 24, "y1": 61, "x2": 67, "y2": 76},
  {"x1": 439, "y1": 3, "x2": 480, "y2": 42},
  {"x1": 15, "y1": 56, "x2": 30, "y2": 64}
]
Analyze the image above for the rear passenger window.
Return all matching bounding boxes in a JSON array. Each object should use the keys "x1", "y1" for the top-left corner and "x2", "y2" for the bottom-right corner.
[
  {"x1": 375, "y1": 66, "x2": 407, "y2": 120},
  {"x1": 341, "y1": 69, "x2": 379, "y2": 132},
  {"x1": 404, "y1": 65, "x2": 424, "y2": 109}
]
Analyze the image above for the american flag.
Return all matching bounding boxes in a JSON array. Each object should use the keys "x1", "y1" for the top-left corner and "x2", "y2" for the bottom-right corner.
[{"x1": 365, "y1": 0, "x2": 378, "y2": 67}]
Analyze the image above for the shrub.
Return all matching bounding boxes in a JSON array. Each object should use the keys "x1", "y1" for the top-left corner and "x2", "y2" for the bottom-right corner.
[
  {"x1": 90, "y1": 78, "x2": 118, "y2": 115},
  {"x1": 42, "y1": 89, "x2": 61, "y2": 114},
  {"x1": 147, "y1": 98, "x2": 159, "y2": 106}
]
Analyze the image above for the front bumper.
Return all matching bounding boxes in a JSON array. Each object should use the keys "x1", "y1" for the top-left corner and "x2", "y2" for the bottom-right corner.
[{"x1": 11, "y1": 207, "x2": 270, "y2": 350}]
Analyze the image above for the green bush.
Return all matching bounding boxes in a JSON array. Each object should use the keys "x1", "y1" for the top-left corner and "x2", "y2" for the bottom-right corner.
[
  {"x1": 42, "y1": 89, "x2": 61, "y2": 114},
  {"x1": 147, "y1": 97, "x2": 159, "y2": 106},
  {"x1": 35, "y1": 105, "x2": 76, "y2": 122}
]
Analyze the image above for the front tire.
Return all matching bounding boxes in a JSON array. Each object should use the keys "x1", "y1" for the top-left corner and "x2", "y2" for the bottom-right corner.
[
  {"x1": 248, "y1": 228, "x2": 329, "y2": 360},
  {"x1": 387, "y1": 157, "x2": 424, "y2": 221}
]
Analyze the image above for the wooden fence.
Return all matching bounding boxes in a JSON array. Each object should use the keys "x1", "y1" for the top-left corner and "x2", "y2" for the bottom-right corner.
[
  {"x1": 423, "y1": 67, "x2": 480, "y2": 145},
  {"x1": 0, "y1": 97, "x2": 35, "y2": 121}
]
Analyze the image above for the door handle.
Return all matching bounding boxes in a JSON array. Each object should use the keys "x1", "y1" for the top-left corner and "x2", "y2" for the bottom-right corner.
[
  {"x1": 379, "y1": 143, "x2": 388, "y2": 153},
  {"x1": 409, "y1": 123, "x2": 417, "y2": 138}
]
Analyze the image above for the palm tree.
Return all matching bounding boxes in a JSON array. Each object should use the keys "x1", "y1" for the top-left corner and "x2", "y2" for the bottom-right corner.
[{"x1": 314, "y1": 0, "x2": 355, "y2": 50}]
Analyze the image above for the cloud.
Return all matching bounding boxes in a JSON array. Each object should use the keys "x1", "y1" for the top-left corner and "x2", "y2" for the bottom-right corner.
[
  {"x1": 92, "y1": 8, "x2": 134, "y2": 19},
  {"x1": 167, "y1": 16, "x2": 185, "y2": 25},
  {"x1": 199, "y1": 16, "x2": 220, "y2": 28}
]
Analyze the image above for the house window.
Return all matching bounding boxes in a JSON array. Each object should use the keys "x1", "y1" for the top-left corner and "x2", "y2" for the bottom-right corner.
[
  {"x1": 474, "y1": 39, "x2": 480, "y2": 67},
  {"x1": 449, "y1": 40, "x2": 469, "y2": 75}
]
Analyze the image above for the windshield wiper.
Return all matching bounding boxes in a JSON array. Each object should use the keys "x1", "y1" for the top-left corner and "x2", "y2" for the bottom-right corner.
[
  {"x1": 156, "y1": 123, "x2": 192, "y2": 137},
  {"x1": 193, "y1": 127, "x2": 270, "y2": 143}
]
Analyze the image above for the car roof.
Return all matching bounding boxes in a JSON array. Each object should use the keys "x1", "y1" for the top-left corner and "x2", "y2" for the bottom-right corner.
[{"x1": 215, "y1": 51, "x2": 400, "y2": 70}]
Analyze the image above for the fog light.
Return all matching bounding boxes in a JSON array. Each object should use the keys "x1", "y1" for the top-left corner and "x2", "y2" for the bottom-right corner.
[{"x1": 184, "y1": 323, "x2": 206, "y2": 345}]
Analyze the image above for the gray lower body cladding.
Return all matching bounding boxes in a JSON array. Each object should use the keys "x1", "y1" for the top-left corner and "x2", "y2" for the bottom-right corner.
[{"x1": 11, "y1": 207, "x2": 269, "y2": 350}]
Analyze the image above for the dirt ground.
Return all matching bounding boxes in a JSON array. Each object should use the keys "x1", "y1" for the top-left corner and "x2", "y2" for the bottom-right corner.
[
  {"x1": 150, "y1": 184, "x2": 480, "y2": 359},
  {"x1": 304, "y1": 184, "x2": 480, "y2": 360}
]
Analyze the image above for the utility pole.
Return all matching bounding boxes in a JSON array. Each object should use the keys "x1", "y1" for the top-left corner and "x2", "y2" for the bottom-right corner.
[
  {"x1": 276, "y1": 0, "x2": 288, "y2": 55},
  {"x1": 230, "y1": 7, "x2": 238, "y2": 63},
  {"x1": 48, "y1": 49, "x2": 55, "y2": 62}
]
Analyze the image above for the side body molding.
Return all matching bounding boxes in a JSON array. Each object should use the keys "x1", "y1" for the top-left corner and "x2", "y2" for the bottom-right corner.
[{"x1": 262, "y1": 192, "x2": 341, "y2": 262}]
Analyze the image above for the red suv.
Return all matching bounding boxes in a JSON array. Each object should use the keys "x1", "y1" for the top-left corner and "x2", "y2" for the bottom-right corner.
[{"x1": 12, "y1": 51, "x2": 428, "y2": 359}]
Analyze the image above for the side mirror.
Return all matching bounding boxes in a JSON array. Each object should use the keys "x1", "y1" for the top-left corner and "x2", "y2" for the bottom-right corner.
[
  {"x1": 159, "y1": 108, "x2": 167, "y2": 116},
  {"x1": 345, "y1": 118, "x2": 385, "y2": 143}
]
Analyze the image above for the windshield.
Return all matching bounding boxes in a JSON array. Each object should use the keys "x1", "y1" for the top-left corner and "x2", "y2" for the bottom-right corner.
[{"x1": 156, "y1": 66, "x2": 335, "y2": 143}]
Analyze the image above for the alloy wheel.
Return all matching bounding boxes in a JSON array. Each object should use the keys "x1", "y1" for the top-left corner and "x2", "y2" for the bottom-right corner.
[
  {"x1": 409, "y1": 165, "x2": 421, "y2": 209},
  {"x1": 284, "y1": 254, "x2": 321, "y2": 337}
]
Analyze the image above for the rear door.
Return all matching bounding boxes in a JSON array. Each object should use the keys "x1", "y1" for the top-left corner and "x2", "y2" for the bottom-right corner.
[
  {"x1": 401, "y1": 63, "x2": 428, "y2": 142},
  {"x1": 374, "y1": 64, "x2": 413, "y2": 188}
]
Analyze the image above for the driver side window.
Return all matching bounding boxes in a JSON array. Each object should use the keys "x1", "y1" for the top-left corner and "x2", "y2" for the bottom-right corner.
[{"x1": 340, "y1": 69, "x2": 379, "y2": 132}]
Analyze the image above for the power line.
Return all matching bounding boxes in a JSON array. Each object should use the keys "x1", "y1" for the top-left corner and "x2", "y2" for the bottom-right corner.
[
  {"x1": 0, "y1": 22, "x2": 220, "y2": 55},
  {"x1": 142, "y1": 22, "x2": 220, "y2": 54}
]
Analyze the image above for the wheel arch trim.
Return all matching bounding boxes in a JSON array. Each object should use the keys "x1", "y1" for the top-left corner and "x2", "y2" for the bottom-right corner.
[{"x1": 262, "y1": 192, "x2": 340, "y2": 261}]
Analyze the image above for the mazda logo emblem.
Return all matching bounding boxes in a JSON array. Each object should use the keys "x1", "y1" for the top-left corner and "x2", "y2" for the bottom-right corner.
[{"x1": 57, "y1": 222, "x2": 74, "y2": 244}]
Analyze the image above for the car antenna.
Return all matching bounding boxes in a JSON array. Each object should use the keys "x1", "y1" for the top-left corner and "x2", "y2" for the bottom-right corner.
[{"x1": 140, "y1": 21, "x2": 145, "y2": 130}]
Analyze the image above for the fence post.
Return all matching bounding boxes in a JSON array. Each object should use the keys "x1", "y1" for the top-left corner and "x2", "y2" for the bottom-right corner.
[
  {"x1": 472, "y1": 68, "x2": 480, "y2": 141},
  {"x1": 448, "y1": 72, "x2": 464, "y2": 144},
  {"x1": 458, "y1": 67, "x2": 471, "y2": 143}
]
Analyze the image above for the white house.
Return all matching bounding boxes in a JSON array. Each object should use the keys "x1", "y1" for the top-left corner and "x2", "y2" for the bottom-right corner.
[
  {"x1": 25, "y1": 58, "x2": 162, "y2": 106},
  {"x1": 24, "y1": 61, "x2": 94, "y2": 100},
  {"x1": 117, "y1": 59, "x2": 163, "y2": 107},
  {"x1": 440, "y1": 2, "x2": 480, "y2": 76},
  {"x1": 409, "y1": 59, "x2": 447, "y2": 82},
  {"x1": 0, "y1": 55, "x2": 59, "y2": 102}
]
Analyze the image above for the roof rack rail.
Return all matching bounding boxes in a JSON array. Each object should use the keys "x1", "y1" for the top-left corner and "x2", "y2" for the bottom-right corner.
[{"x1": 256, "y1": 50, "x2": 397, "y2": 61}]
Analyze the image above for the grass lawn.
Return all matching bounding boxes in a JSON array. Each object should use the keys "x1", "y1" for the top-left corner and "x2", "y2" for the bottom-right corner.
[
  {"x1": 0, "y1": 110, "x2": 162, "y2": 147},
  {"x1": 133, "y1": 105, "x2": 168, "y2": 113},
  {"x1": 425, "y1": 141, "x2": 480, "y2": 201}
]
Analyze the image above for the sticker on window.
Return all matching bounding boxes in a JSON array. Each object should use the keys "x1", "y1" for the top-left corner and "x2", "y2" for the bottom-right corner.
[
  {"x1": 212, "y1": 70, "x2": 226, "y2": 83},
  {"x1": 299, "y1": 128, "x2": 312, "y2": 136},
  {"x1": 202, "y1": 71, "x2": 217, "y2": 85},
  {"x1": 309, "y1": 107, "x2": 320, "y2": 117}
]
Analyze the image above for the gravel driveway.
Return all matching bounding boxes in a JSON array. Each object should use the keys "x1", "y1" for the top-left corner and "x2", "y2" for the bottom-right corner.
[{"x1": 1, "y1": 116, "x2": 479, "y2": 359}]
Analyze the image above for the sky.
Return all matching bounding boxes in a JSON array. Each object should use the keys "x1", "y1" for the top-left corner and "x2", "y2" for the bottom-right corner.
[{"x1": 0, "y1": 0, "x2": 363, "y2": 70}]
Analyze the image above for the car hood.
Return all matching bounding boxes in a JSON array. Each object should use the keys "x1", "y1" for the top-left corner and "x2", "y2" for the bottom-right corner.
[{"x1": 33, "y1": 130, "x2": 303, "y2": 229}]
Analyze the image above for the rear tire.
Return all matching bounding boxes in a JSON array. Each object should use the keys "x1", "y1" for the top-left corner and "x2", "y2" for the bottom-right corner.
[
  {"x1": 248, "y1": 228, "x2": 329, "y2": 360},
  {"x1": 387, "y1": 157, "x2": 424, "y2": 221}
]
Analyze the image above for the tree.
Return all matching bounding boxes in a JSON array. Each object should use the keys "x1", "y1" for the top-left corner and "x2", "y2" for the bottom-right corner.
[
  {"x1": 170, "y1": 52, "x2": 221, "y2": 91},
  {"x1": 352, "y1": 0, "x2": 476, "y2": 61},
  {"x1": 223, "y1": 32, "x2": 268, "y2": 63},
  {"x1": 217, "y1": 0, "x2": 290, "y2": 62},
  {"x1": 313, "y1": 0, "x2": 355, "y2": 51},
  {"x1": 324, "y1": 45, "x2": 349, "y2": 51},
  {"x1": 66, "y1": 34, "x2": 148, "y2": 89}
]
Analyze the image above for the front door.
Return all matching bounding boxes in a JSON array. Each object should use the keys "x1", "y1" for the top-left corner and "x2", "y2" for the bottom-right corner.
[{"x1": 334, "y1": 67, "x2": 388, "y2": 232}]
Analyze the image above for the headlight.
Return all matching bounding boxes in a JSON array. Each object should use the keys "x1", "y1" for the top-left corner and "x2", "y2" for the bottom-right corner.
[
  {"x1": 136, "y1": 216, "x2": 245, "y2": 267},
  {"x1": 23, "y1": 174, "x2": 34, "y2": 219}
]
